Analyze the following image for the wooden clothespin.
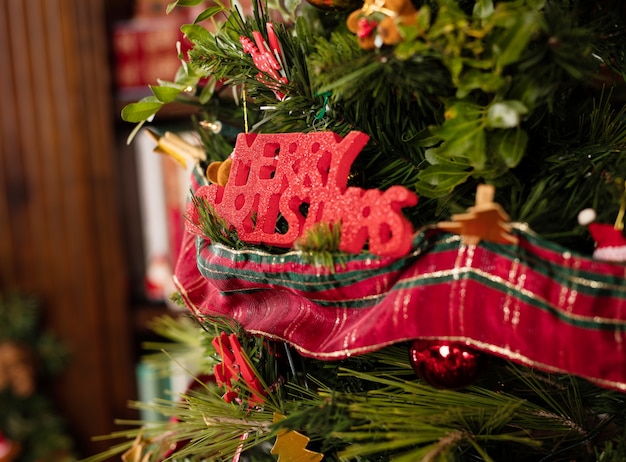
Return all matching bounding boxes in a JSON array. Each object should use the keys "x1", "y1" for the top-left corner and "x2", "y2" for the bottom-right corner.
[{"x1": 146, "y1": 129, "x2": 206, "y2": 169}]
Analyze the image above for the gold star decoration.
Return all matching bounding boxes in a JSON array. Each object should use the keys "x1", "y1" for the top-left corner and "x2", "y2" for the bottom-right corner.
[
  {"x1": 437, "y1": 184, "x2": 519, "y2": 246},
  {"x1": 270, "y1": 414, "x2": 324, "y2": 462}
]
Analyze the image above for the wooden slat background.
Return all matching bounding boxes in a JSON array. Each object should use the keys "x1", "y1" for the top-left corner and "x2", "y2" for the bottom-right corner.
[{"x1": 0, "y1": 0, "x2": 136, "y2": 456}]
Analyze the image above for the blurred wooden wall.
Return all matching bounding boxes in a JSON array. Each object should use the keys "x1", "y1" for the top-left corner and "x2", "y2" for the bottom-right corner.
[{"x1": 0, "y1": 0, "x2": 135, "y2": 456}]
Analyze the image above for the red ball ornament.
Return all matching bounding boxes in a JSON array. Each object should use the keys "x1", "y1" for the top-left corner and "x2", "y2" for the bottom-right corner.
[{"x1": 409, "y1": 340, "x2": 485, "y2": 389}]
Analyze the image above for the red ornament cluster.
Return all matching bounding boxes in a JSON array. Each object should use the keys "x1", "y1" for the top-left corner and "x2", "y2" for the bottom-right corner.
[
  {"x1": 212, "y1": 332, "x2": 265, "y2": 405},
  {"x1": 190, "y1": 131, "x2": 418, "y2": 257},
  {"x1": 240, "y1": 24, "x2": 288, "y2": 101}
]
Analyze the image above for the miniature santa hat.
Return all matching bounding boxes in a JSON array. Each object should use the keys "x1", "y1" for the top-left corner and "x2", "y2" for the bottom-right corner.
[{"x1": 578, "y1": 208, "x2": 626, "y2": 262}]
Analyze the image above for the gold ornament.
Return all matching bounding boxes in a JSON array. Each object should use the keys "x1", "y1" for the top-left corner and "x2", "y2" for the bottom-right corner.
[{"x1": 270, "y1": 414, "x2": 324, "y2": 462}]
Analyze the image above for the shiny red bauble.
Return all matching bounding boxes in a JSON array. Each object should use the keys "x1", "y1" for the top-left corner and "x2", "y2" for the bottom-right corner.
[{"x1": 409, "y1": 340, "x2": 485, "y2": 389}]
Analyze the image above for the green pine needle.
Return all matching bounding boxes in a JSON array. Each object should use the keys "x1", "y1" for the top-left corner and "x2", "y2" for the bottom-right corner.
[
  {"x1": 294, "y1": 221, "x2": 347, "y2": 271},
  {"x1": 188, "y1": 192, "x2": 244, "y2": 248}
]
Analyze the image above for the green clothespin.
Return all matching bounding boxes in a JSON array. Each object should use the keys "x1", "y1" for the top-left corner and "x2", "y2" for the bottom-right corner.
[{"x1": 314, "y1": 91, "x2": 332, "y2": 121}]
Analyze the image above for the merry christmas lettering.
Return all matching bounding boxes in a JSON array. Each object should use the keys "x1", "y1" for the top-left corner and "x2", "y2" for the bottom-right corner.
[{"x1": 193, "y1": 131, "x2": 418, "y2": 257}]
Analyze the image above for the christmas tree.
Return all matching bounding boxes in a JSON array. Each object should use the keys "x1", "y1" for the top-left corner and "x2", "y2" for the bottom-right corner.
[
  {"x1": 0, "y1": 293, "x2": 75, "y2": 462},
  {"x1": 90, "y1": 0, "x2": 626, "y2": 460}
]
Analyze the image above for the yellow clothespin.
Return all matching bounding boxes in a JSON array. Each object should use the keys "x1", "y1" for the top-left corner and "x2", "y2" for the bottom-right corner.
[{"x1": 146, "y1": 129, "x2": 206, "y2": 168}]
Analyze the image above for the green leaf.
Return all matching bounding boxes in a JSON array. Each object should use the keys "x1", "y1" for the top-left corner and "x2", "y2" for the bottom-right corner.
[
  {"x1": 527, "y1": 0, "x2": 545, "y2": 10},
  {"x1": 416, "y1": 5, "x2": 431, "y2": 34},
  {"x1": 156, "y1": 78, "x2": 188, "y2": 89},
  {"x1": 414, "y1": 177, "x2": 471, "y2": 198},
  {"x1": 198, "y1": 77, "x2": 217, "y2": 104},
  {"x1": 417, "y1": 164, "x2": 472, "y2": 190},
  {"x1": 120, "y1": 97, "x2": 163, "y2": 123},
  {"x1": 281, "y1": 0, "x2": 301, "y2": 20},
  {"x1": 150, "y1": 85, "x2": 183, "y2": 103},
  {"x1": 403, "y1": 127, "x2": 439, "y2": 148},
  {"x1": 395, "y1": 40, "x2": 433, "y2": 61},
  {"x1": 167, "y1": 0, "x2": 204, "y2": 14},
  {"x1": 181, "y1": 23, "x2": 213, "y2": 43},
  {"x1": 473, "y1": 0, "x2": 494, "y2": 19},
  {"x1": 443, "y1": 100, "x2": 484, "y2": 119},
  {"x1": 430, "y1": 117, "x2": 484, "y2": 162},
  {"x1": 428, "y1": 0, "x2": 466, "y2": 39},
  {"x1": 424, "y1": 147, "x2": 471, "y2": 167},
  {"x1": 491, "y1": 128, "x2": 528, "y2": 168},
  {"x1": 126, "y1": 120, "x2": 146, "y2": 145},
  {"x1": 492, "y1": 11, "x2": 540, "y2": 70},
  {"x1": 194, "y1": 5, "x2": 227, "y2": 23},
  {"x1": 466, "y1": 127, "x2": 487, "y2": 168},
  {"x1": 448, "y1": 57, "x2": 464, "y2": 82},
  {"x1": 456, "y1": 69, "x2": 505, "y2": 98},
  {"x1": 166, "y1": 1, "x2": 178, "y2": 13},
  {"x1": 172, "y1": 69, "x2": 202, "y2": 87}
]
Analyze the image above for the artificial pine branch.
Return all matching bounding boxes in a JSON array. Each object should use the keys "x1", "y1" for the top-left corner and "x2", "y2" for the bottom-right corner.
[
  {"x1": 141, "y1": 315, "x2": 216, "y2": 378},
  {"x1": 188, "y1": 192, "x2": 244, "y2": 248},
  {"x1": 83, "y1": 313, "x2": 626, "y2": 461},
  {"x1": 107, "y1": 1, "x2": 626, "y2": 459},
  {"x1": 507, "y1": 88, "x2": 626, "y2": 247},
  {"x1": 294, "y1": 221, "x2": 347, "y2": 270},
  {"x1": 131, "y1": 392, "x2": 277, "y2": 460},
  {"x1": 127, "y1": 0, "x2": 626, "y2": 248},
  {"x1": 126, "y1": 0, "x2": 626, "y2": 252}
]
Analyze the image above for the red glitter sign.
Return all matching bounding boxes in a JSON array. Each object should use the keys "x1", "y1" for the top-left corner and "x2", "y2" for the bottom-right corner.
[{"x1": 191, "y1": 131, "x2": 418, "y2": 257}]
